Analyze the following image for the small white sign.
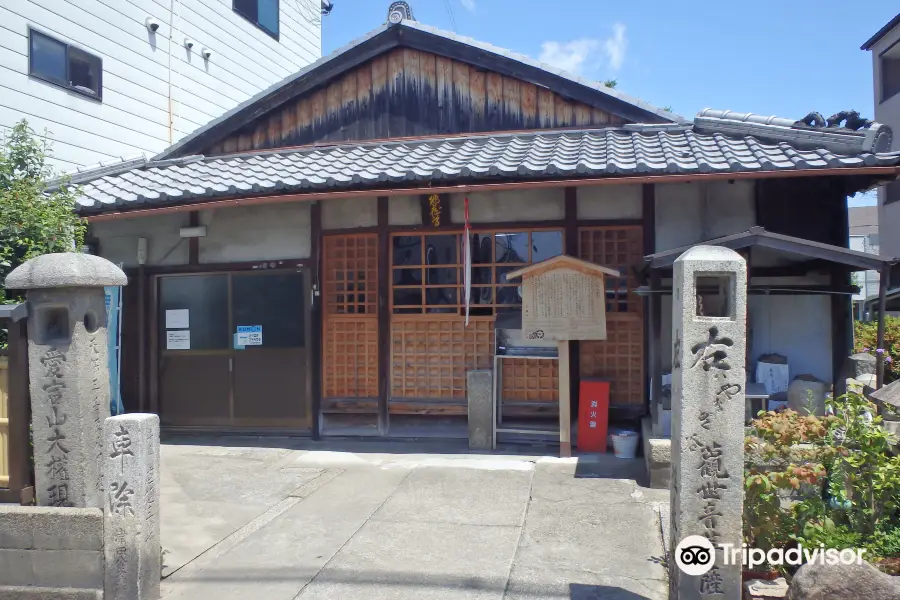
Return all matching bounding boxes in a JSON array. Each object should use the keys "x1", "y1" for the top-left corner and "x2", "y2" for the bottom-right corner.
[
  {"x1": 166, "y1": 330, "x2": 190, "y2": 350},
  {"x1": 236, "y1": 325, "x2": 262, "y2": 346},
  {"x1": 165, "y1": 309, "x2": 190, "y2": 329}
]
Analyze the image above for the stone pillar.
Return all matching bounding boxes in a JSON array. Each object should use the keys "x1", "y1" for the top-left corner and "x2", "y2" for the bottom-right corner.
[
  {"x1": 467, "y1": 370, "x2": 493, "y2": 450},
  {"x1": 103, "y1": 414, "x2": 161, "y2": 600},
  {"x1": 669, "y1": 246, "x2": 746, "y2": 600},
  {"x1": 4, "y1": 253, "x2": 127, "y2": 509}
]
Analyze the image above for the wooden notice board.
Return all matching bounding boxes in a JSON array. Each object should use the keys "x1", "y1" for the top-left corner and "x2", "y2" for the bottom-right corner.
[
  {"x1": 507, "y1": 255, "x2": 619, "y2": 342},
  {"x1": 507, "y1": 255, "x2": 619, "y2": 457}
]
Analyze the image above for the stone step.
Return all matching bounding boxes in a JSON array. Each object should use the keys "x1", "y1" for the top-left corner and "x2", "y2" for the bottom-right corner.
[
  {"x1": 0, "y1": 586, "x2": 101, "y2": 600},
  {"x1": 641, "y1": 416, "x2": 670, "y2": 489}
]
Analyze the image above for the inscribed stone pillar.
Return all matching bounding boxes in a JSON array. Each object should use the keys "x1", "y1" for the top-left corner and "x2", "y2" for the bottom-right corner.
[
  {"x1": 4, "y1": 253, "x2": 127, "y2": 509},
  {"x1": 669, "y1": 246, "x2": 746, "y2": 600},
  {"x1": 467, "y1": 369, "x2": 493, "y2": 450},
  {"x1": 103, "y1": 413, "x2": 161, "y2": 600}
]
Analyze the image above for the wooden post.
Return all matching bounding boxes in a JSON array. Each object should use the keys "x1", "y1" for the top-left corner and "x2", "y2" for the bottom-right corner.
[
  {"x1": 564, "y1": 187, "x2": 579, "y2": 429},
  {"x1": 649, "y1": 270, "x2": 662, "y2": 415},
  {"x1": 137, "y1": 264, "x2": 146, "y2": 413},
  {"x1": 558, "y1": 340, "x2": 571, "y2": 457},
  {"x1": 310, "y1": 201, "x2": 323, "y2": 440},
  {"x1": 188, "y1": 211, "x2": 200, "y2": 265},
  {"x1": 876, "y1": 266, "x2": 890, "y2": 389},
  {"x1": 377, "y1": 196, "x2": 390, "y2": 435},
  {"x1": 642, "y1": 183, "x2": 656, "y2": 412},
  {"x1": 5, "y1": 316, "x2": 33, "y2": 504}
]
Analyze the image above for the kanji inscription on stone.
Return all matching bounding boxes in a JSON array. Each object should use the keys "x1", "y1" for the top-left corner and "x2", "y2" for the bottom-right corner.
[
  {"x1": 669, "y1": 249, "x2": 746, "y2": 600},
  {"x1": 103, "y1": 414, "x2": 161, "y2": 600}
]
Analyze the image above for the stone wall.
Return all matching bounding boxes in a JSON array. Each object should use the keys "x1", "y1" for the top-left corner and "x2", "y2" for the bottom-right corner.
[{"x1": 0, "y1": 506, "x2": 103, "y2": 599}]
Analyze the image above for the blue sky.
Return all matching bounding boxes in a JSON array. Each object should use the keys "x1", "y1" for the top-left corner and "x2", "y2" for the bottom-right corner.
[{"x1": 321, "y1": 1, "x2": 898, "y2": 206}]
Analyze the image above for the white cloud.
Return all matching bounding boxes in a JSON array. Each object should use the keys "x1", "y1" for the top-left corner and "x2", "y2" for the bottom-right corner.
[
  {"x1": 603, "y1": 23, "x2": 627, "y2": 71},
  {"x1": 539, "y1": 39, "x2": 600, "y2": 75},
  {"x1": 538, "y1": 23, "x2": 627, "y2": 76},
  {"x1": 461, "y1": 0, "x2": 475, "y2": 11}
]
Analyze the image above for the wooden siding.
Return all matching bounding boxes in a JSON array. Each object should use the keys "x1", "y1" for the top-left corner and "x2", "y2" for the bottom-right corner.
[
  {"x1": 0, "y1": 358, "x2": 8, "y2": 487},
  {"x1": 206, "y1": 48, "x2": 627, "y2": 154},
  {"x1": 577, "y1": 226, "x2": 645, "y2": 408}
]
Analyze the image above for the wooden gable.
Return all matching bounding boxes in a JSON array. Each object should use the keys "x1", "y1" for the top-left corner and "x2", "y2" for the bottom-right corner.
[{"x1": 204, "y1": 48, "x2": 628, "y2": 156}]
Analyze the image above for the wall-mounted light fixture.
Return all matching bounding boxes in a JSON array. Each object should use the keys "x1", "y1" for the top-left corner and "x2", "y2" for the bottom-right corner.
[{"x1": 179, "y1": 226, "x2": 207, "y2": 239}]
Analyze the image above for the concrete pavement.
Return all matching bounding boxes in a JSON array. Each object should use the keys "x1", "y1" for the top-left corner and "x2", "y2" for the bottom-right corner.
[{"x1": 159, "y1": 438, "x2": 670, "y2": 600}]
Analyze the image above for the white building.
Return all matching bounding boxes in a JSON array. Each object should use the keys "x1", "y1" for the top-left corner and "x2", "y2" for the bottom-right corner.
[
  {"x1": 0, "y1": 0, "x2": 329, "y2": 172},
  {"x1": 863, "y1": 14, "x2": 900, "y2": 259},
  {"x1": 849, "y1": 205, "x2": 880, "y2": 316}
]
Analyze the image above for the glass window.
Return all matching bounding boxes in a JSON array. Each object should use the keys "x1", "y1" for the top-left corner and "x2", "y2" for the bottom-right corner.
[
  {"x1": 393, "y1": 236, "x2": 422, "y2": 266},
  {"x1": 391, "y1": 229, "x2": 562, "y2": 315},
  {"x1": 234, "y1": 0, "x2": 279, "y2": 38},
  {"x1": 232, "y1": 273, "x2": 304, "y2": 348},
  {"x1": 393, "y1": 269, "x2": 422, "y2": 286},
  {"x1": 29, "y1": 31, "x2": 66, "y2": 86},
  {"x1": 470, "y1": 233, "x2": 493, "y2": 264},
  {"x1": 426, "y1": 267, "x2": 457, "y2": 286},
  {"x1": 159, "y1": 275, "x2": 229, "y2": 351},
  {"x1": 394, "y1": 288, "x2": 422, "y2": 308},
  {"x1": 425, "y1": 235, "x2": 457, "y2": 265},
  {"x1": 29, "y1": 30, "x2": 102, "y2": 99},
  {"x1": 495, "y1": 233, "x2": 529, "y2": 263},
  {"x1": 68, "y1": 46, "x2": 101, "y2": 97},
  {"x1": 531, "y1": 231, "x2": 564, "y2": 263},
  {"x1": 881, "y1": 44, "x2": 900, "y2": 102}
]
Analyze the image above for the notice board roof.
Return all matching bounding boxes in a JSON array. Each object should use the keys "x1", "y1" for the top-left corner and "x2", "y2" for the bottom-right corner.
[{"x1": 505, "y1": 255, "x2": 621, "y2": 280}]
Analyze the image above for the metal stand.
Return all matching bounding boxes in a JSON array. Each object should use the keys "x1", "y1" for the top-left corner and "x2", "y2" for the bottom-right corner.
[{"x1": 491, "y1": 353, "x2": 561, "y2": 450}]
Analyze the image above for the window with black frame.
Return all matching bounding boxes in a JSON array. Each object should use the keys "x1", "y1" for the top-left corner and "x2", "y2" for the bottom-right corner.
[
  {"x1": 29, "y1": 30, "x2": 101, "y2": 99},
  {"x1": 390, "y1": 230, "x2": 563, "y2": 315},
  {"x1": 234, "y1": 0, "x2": 279, "y2": 38}
]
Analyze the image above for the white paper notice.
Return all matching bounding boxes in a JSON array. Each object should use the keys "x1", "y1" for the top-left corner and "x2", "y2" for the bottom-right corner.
[
  {"x1": 166, "y1": 330, "x2": 190, "y2": 350},
  {"x1": 165, "y1": 309, "x2": 190, "y2": 329},
  {"x1": 756, "y1": 362, "x2": 789, "y2": 395}
]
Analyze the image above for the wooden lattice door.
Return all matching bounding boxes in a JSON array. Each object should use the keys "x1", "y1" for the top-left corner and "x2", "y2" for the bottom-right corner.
[
  {"x1": 322, "y1": 235, "x2": 379, "y2": 410},
  {"x1": 578, "y1": 226, "x2": 645, "y2": 408}
]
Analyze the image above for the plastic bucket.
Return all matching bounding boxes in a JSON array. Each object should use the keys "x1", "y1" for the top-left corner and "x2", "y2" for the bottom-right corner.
[
  {"x1": 611, "y1": 431, "x2": 639, "y2": 459},
  {"x1": 607, "y1": 427, "x2": 626, "y2": 449}
]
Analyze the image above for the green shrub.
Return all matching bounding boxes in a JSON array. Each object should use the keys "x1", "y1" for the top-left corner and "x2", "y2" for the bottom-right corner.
[
  {"x1": 744, "y1": 391, "x2": 900, "y2": 572},
  {"x1": 0, "y1": 120, "x2": 84, "y2": 349},
  {"x1": 854, "y1": 317, "x2": 900, "y2": 383},
  {"x1": 870, "y1": 524, "x2": 900, "y2": 559}
]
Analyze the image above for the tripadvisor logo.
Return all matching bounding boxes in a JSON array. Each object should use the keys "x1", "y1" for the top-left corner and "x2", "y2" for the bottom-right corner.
[
  {"x1": 674, "y1": 536, "x2": 716, "y2": 576},
  {"x1": 674, "y1": 535, "x2": 867, "y2": 575}
]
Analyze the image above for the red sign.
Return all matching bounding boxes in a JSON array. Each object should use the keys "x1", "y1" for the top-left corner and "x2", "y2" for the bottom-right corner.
[{"x1": 578, "y1": 379, "x2": 609, "y2": 452}]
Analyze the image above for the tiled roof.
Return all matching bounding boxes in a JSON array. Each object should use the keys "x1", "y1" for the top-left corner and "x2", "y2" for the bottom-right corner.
[{"x1": 65, "y1": 111, "x2": 900, "y2": 215}]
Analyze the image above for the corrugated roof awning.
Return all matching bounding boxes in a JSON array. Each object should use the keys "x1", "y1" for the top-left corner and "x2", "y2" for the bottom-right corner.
[{"x1": 644, "y1": 227, "x2": 897, "y2": 272}]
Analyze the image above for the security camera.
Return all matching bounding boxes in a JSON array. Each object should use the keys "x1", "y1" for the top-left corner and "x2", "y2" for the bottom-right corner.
[
  {"x1": 184, "y1": 38, "x2": 195, "y2": 50},
  {"x1": 145, "y1": 17, "x2": 160, "y2": 32},
  {"x1": 201, "y1": 47, "x2": 212, "y2": 59}
]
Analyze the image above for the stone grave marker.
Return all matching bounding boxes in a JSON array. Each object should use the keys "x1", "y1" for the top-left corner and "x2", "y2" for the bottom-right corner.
[
  {"x1": 669, "y1": 246, "x2": 746, "y2": 600},
  {"x1": 4, "y1": 253, "x2": 127, "y2": 509},
  {"x1": 103, "y1": 413, "x2": 161, "y2": 600}
]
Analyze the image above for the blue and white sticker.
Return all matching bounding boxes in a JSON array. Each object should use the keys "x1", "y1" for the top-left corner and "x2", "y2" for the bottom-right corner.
[{"x1": 236, "y1": 325, "x2": 263, "y2": 346}]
